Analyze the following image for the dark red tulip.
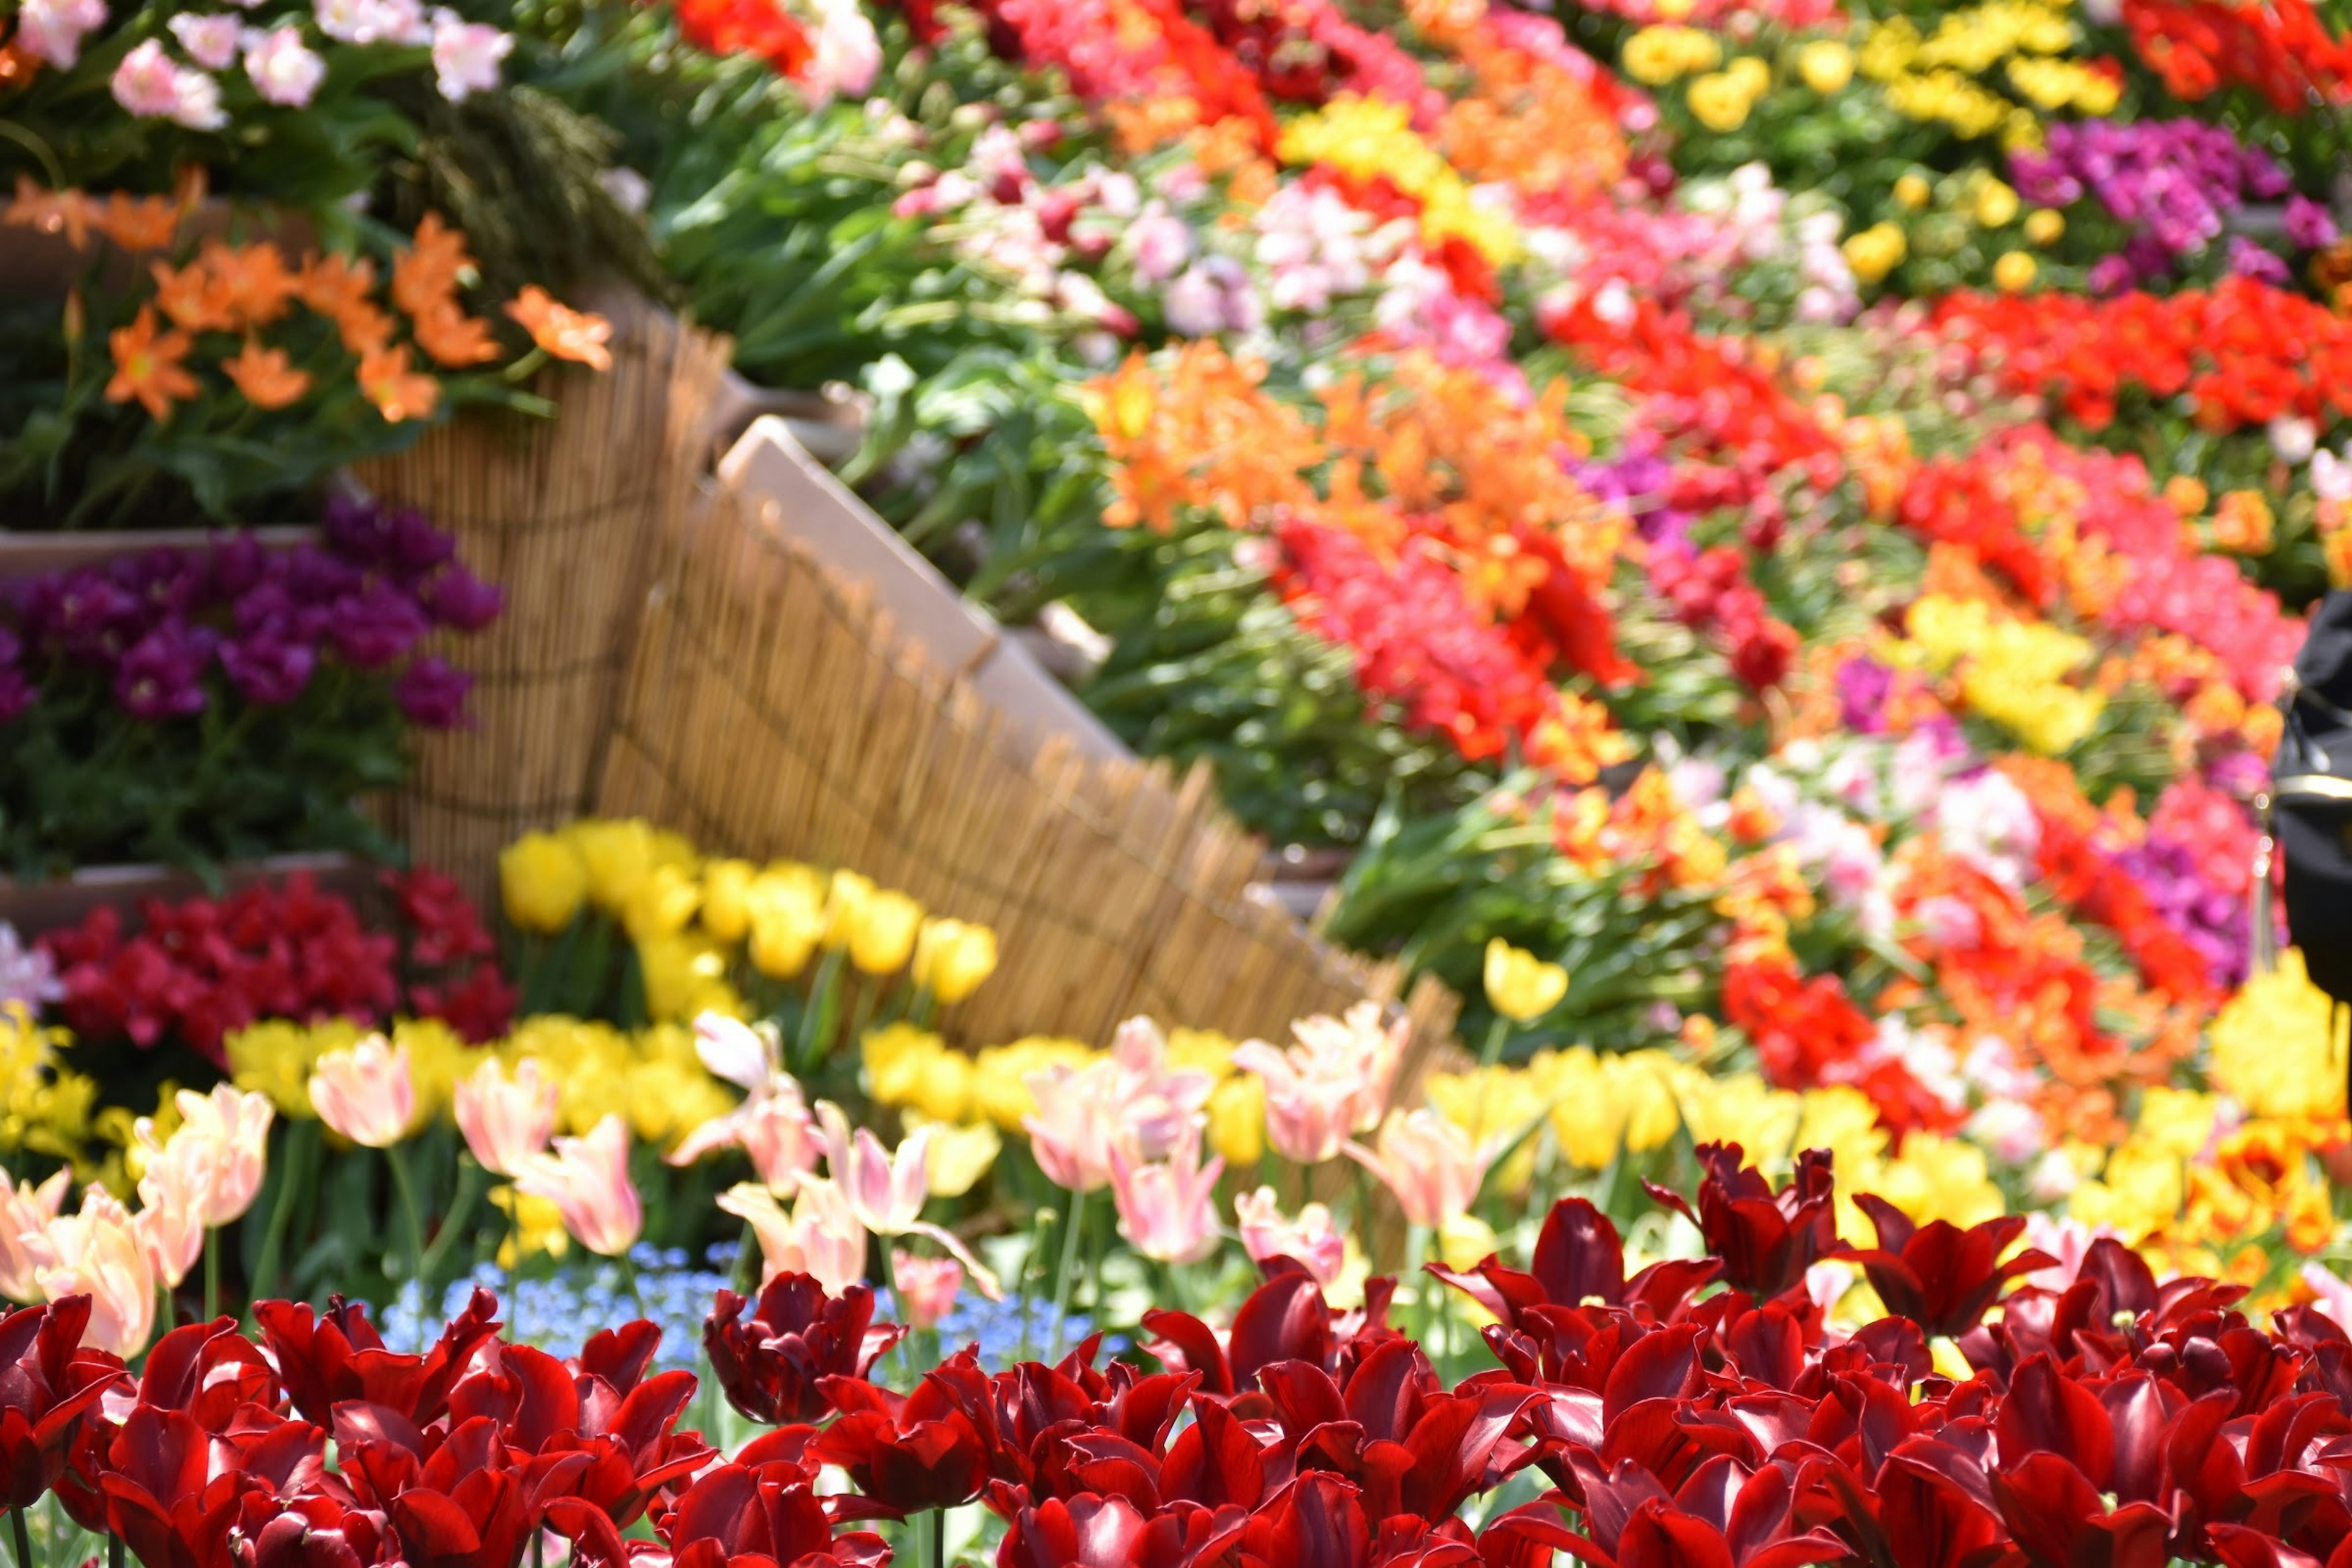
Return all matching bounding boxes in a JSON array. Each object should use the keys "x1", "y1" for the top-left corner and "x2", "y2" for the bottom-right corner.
[
  {"x1": 1645, "y1": 1145, "x2": 1843, "y2": 1302},
  {"x1": 1846, "y1": 1198, "x2": 2053, "y2": 1338},
  {"x1": 813, "y1": 1353, "x2": 995, "y2": 1514},
  {"x1": 1559, "y1": 1455, "x2": 1849, "y2": 1568},
  {"x1": 706, "y1": 1274, "x2": 905, "y2": 1426},
  {"x1": 654, "y1": 1453, "x2": 889, "y2": 1568},
  {"x1": 255, "y1": 1289, "x2": 502, "y2": 1427},
  {"x1": 1431, "y1": 1199, "x2": 1717, "y2": 1330},
  {"x1": 1986, "y1": 1450, "x2": 2174, "y2": 1568},
  {"x1": 96, "y1": 1406, "x2": 268, "y2": 1568},
  {"x1": 0, "y1": 1297, "x2": 129, "y2": 1510}
]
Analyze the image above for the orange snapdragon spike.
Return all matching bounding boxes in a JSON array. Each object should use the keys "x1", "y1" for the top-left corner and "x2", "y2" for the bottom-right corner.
[
  {"x1": 105, "y1": 307, "x2": 200, "y2": 422},
  {"x1": 221, "y1": 341, "x2": 311, "y2": 410},
  {"x1": 503, "y1": 286, "x2": 614, "y2": 371}
]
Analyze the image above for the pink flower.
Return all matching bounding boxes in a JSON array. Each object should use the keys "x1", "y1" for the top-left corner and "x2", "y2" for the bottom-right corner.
[
  {"x1": 1343, "y1": 1109, "x2": 1485, "y2": 1229},
  {"x1": 668, "y1": 1014, "x2": 822, "y2": 1193},
  {"x1": 720, "y1": 1178, "x2": 866, "y2": 1295},
  {"x1": 1108, "y1": 1118, "x2": 1223, "y2": 1264},
  {"x1": 1232, "y1": 1186, "x2": 1345, "y2": 1286},
  {"x1": 453, "y1": 1057, "x2": 557, "y2": 1178},
  {"x1": 24, "y1": 1186, "x2": 156, "y2": 1357},
  {"x1": 2304, "y1": 1262, "x2": 2352, "y2": 1335},
  {"x1": 113, "y1": 40, "x2": 221, "y2": 127},
  {"x1": 429, "y1": 9, "x2": 510, "y2": 101},
  {"x1": 1025, "y1": 1017, "x2": 1213, "y2": 1191},
  {"x1": 134, "y1": 1142, "x2": 208, "y2": 1289},
  {"x1": 1231, "y1": 1001, "x2": 1407, "y2": 1165},
  {"x1": 816, "y1": 1102, "x2": 1000, "y2": 1295},
  {"x1": 166, "y1": 13, "x2": 242, "y2": 69},
  {"x1": 800, "y1": 0, "x2": 880, "y2": 107},
  {"x1": 0, "y1": 1169, "x2": 71, "y2": 1303},
  {"x1": 516, "y1": 1115, "x2": 643, "y2": 1257},
  {"x1": 243, "y1": 26, "x2": 326, "y2": 108},
  {"x1": 15, "y1": 0, "x2": 108, "y2": 69},
  {"x1": 891, "y1": 1249, "x2": 964, "y2": 1331},
  {"x1": 147, "y1": 1084, "x2": 274, "y2": 1229},
  {"x1": 308, "y1": 1035, "x2": 415, "y2": 1148},
  {"x1": 2021, "y1": 1213, "x2": 2119, "y2": 1293}
]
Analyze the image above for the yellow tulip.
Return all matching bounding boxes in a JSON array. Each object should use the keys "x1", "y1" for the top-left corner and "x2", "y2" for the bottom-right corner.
[
  {"x1": 1724, "y1": 56, "x2": 1770, "y2": 94},
  {"x1": 1972, "y1": 177, "x2": 2020, "y2": 228},
  {"x1": 1436, "y1": 1213, "x2": 1501, "y2": 1272},
  {"x1": 1798, "y1": 39, "x2": 1853, "y2": 92},
  {"x1": 1208, "y1": 1073, "x2": 1267, "y2": 1166},
  {"x1": 1893, "y1": 172, "x2": 1932, "y2": 210},
  {"x1": 1842, "y1": 222, "x2": 1908, "y2": 283},
  {"x1": 499, "y1": 831, "x2": 590, "y2": 934},
  {"x1": 746, "y1": 875, "x2": 827, "y2": 980},
  {"x1": 1992, "y1": 249, "x2": 2036, "y2": 292},
  {"x1": 565, "y1": 818, "x2": 657, "y2": 913},
  {"x1": 699, "y1": 859, "x2": 758, "y2": 943},
  {"x1": 864, "y1": 1023, "x2": 946, "y2": 1107},
  {"x1": 622, "y1": 862, "x2": 702, "y2": 944},
  {"x1": 1686, "y1": 71, "x2": 1757, "y2": 132},
  {"x1": 908, "y1": 1048, "x2": 976, "y2": 1125},
  {"x1": 821, "y1": 870, "x2": 876, "y2": 952},
  {"x1": 911, "y1": 918, "x2": 999, "y2": 1003},
  {"x1": 850, "y1": 889, "x2": 925, "y2": 976},
  {"x1": 914, "y1": 1115, "x2": 1002, "y2": 1199},
  {"x1": 1483, "y1": 938, "x2": 1569, "y2": 1022}
]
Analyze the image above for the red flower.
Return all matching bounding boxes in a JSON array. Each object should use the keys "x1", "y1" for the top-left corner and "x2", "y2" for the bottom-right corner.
[
  {"x1": 0, "y1": 1298, "x2": 130, "y2": 1510},
  {"x1": 1645, "y1": 1145, "x2": 1843, "y2": 1302},
  {"x1": 255, "y1": 1289, "x2": 503, "y2": 1427},
  {"x1": 639, "y1": 1450, "x2": 888, "y2": 1568},
  {"x1": 812, "y1": 1352, "x2": 995, "y2": 1515},
  {"x1": 1847, "y1": 1199, "x2": 2054, "y2": 1338},
  {"x1": 1559, "y1": 1455, "x2": 1851, "y2": 1568},
  {"x1": 1430, "y1": 1197, "x2": 1717, "y2": 1331},
  {"x1": 706, "y1": 1275, "x2": 905, "y2": 1427}
]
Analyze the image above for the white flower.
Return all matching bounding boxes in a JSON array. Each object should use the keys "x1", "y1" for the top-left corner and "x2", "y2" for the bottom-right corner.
[
  {"x1": 1963, "y1": 1098, "x2": 2046, "y2": 1166},
  {"x1": 16, "y1": 0, "x2": 108, "y2": 68},
  {"x1": 314, "y1": 0, "x2": 423, "y2": 45},
  {"x1": 168, "y1": 12, "x2": 242, "y2": 69},
  {"x1": 2315, "y1": 448, "x2": 2352, "y2": 503},
  {"x1": 243, "y1": 24, "x2": 325, "y2": 105},
  {"x1": 799, "y1": 0, "x2": 879, "y2": 107},
  {"x1": 1935, "y1": 768, "x2": 2040, "y2": 891},
  {"x1": 2269, "y1": 414, "x2": 2319, "y2": 466},
  {"x1": 428, "y1": 11, "x2": 510, "y2": 101}
]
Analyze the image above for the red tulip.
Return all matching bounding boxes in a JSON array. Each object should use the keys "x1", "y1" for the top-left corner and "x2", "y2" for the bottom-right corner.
[
  {"x1": 0, "y1": 1298, "x2": 130, "y2": 1510},
  {"x1": 1986, "y1": 1450, "x2": 2175, "y2": 1568},
  {"x1": 1847, "y1": 1199, "x2": 2053, "y2": 1338},
  {"x1": 1645, "y1": 1146, "x2": 1842, "y2": 1302},
  {"x1": 652, "y1": 1453, "x2": 889, "y2": 1568},
  {"x1": 255, "y1": 1289, "x2": 502, "y2": 1427},
  {"x1": 1559, "y1": 1456, "x2": 1850, "y2": 1568},
  {"x1": 813, "y1": 1352, "x2": 995, "y2": 1514},
  {"x1": 707, "y1": 1274, "x2": 905, "y2": 1425},
  {"x1": 1430, "y1": 1199, "x2": 1717, "y2": 1331}
]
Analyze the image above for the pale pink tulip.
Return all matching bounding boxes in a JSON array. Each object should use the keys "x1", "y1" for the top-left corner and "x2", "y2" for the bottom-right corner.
[
  {"x1": 26, "y1": 1186, "x2": 157, "y2": 1356},
  {"x1": 1023, "y1": 1017, "x2": 1213, "y2": 1193},
  {"x1": 738, "y1": 1091, "x2": 824, "y2": 1194},
  {"x1": 892, "y1": 1249, "x2": 965, "y2": 1330},
  {"x1": 2305, "y1": 1261, "x2": 2352, "y2": 1335},
  {"x1": 308, "y1": 1035, "x2": 415, "y2": 1148},
  {"x1": 453, "y1": 1058, "x2": 558, "y2": 1177},
  {"x1": 814, "y1": 1101, "x2": 1000, "y2": 1297},
  {"x1": 667, "y1": 1014, "x2": 821, "y2": 1193},
  {"x1": 134, "y1": 1139, "x2": 209, "y2": 1288},
  {"x1": 1104, "y1": 1017, "x2": 1215, "y2": 1160},
  {"x1": 162, "y1": 1084, "x2": 274, "y2": 1226},
  {"x1": 516, "y1": 1115, "x2": 642, "y2": 1257},
  {"x1": 0, "y1": 1169, "x2": 70, "y2": 1303},
  {"x1": 719, "y1": 1178, "x2": 866, "y2": 1295},
  {"x1": 1344, "y1": 1109, "x2": 1485, "y2": 1229},
  {"x1": 1109, "y1": 1118, "x2": 1223, "y2": 1264},
  {"x1": 1232, "y1": 1186, "x2": 1346, "y2": 1286},
  {"x1": 1231, "y1": 1001, "x2": 1408, "y2": 1165},
  {"x1": 2019, "y1": 1213, "x2": 2118, "y2": 1294}
]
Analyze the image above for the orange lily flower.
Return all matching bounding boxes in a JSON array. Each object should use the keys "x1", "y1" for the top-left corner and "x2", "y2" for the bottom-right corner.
[
  {"x1": 358, "y1": 344, "x2": 440, "y2": 423},
  {"x1": 149, "y1": 257, "x2": 234, "y2": 333},
  {"x1": 6, "y1": 176, "x2": 91, "y2": 248},
  {"x1": 503, "y1": 286, "x2": 613, "y2": 371},
  {"x1": 91, "y1": 192, "x2": 183, "y2": 252},
  {"x1": 412, "y1": 297, "x2": 499, "y2": 368},
  {"x1": 221, "y1": 340, "x2": 311, "y2": 410},
  {"x1": 106, "y1": 306, "x2": 200, "y2": 421},
  {"x1": 391, "y1": 211, "x2": 475, "y2": 317},
  {"x1": 202, "y1": 240, "x2": 298, "y2": 331}
]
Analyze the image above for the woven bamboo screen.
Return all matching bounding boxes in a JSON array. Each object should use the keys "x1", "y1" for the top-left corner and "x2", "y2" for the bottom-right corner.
[
  {"x1": 597, "y1": 481, "x2": 1459, "y2": 1054},
  {"x1": 352, "y1": 300, "x2": 731, "y2": 908}
]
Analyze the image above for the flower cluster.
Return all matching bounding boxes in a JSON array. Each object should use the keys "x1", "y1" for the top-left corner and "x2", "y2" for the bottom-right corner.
[{"x1": 2008, "y1": 119, "x2": 2294, "y2": 288}]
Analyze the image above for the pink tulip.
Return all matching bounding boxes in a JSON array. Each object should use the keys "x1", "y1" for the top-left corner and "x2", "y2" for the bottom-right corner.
[
  {"x1": 0, "y1": 1169, "x2": 70, "y2": 1303},
  {"x1": 134, "y1": 1139, "x2": 209, "y2": 1288},
  {"x1": 163, "y1": 1085, "x2": 274, "y2": 1227},
  {"x1": 719, "y1": 1178, "x2": 867, "y2": 1295},
  {"x1": 738, "y1": 1091, "x2": 825, "y2": 1194},
  {"x1": 1232, "y1": 1186, "x2": 1346, "y2": 1286},
  {"x1": 516, "y1": 1115, "x2": 643, "y2": 1257},
  {"x1": 453, "y1": 1057, "x2": 559, "y2": 1177},
  {"x1": 1343, "y1": 1109, "x2": 1485, "y2": 1229},
  {"x1": 26, "y1": 1186, "x2": 156, "y2": 1356},
  {"x1": 2305, "y1": 1261, "x2": 2352, "y2": 1336},
  {"x1": 1023, "y1": 1017, "x2": 1213, "y2": 1193},
  {"x1": 1108, "y1": 1118, "x2": 1223, "y2": 1264},
  {"x1": 892, "y1": 1249, "x2": 965, "y2": 1331},
  {"x1": 667, "y1": 1014, "x2": 821, "y2": 1193},
  {"x1": 308, "y1": 1035, "x2": 416, "y2": 1148},
  {"x1": 813, "y1": 1102, "x2": 1000, "y2": 1298},
  {"x1": 1104, "y1": 1017, "x2": 1215, "y2": 1160},
  {"x1": 1231, "y1": 1001, "x2": 1408, "y2": 1165},
  {"x1": 2020, "y1": 1213, "x2": 2118, "y2": 1293}
]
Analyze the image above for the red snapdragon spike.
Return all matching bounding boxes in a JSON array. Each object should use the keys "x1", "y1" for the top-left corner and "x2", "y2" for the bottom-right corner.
[
  {"x1": 1985, "y1": 1451, "x2": 2174, "y2": 1568},
  {"x1": 1645, "y1": 1147, "x2": 1842, "y2": 1302},
  {"x1": 653, "y1": 1454, "x2": 890, "y2": 1568},
  {"x1": 256, "y1": 1289, "x2": 501, "y2": 1427},
  {"x1": 1846, "y1": 1200, "x2": 2054, "y2": 1339},
  {"x1": 813, "y1": 1355, "x2": 994, "y2": 1514},
  {"x1": 1431, "y1": 1199, "x2": 1717, "y2": 1331},
  {"x1": 706, "y1": 1274, "x2": 904, "y2": 1425},
  {"x1": 0, "y1": 1297, "x2": 130, "y2": 1510}
]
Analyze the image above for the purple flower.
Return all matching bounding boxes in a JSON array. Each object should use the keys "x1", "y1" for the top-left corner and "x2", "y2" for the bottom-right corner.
[
  {"x1": 2288, "y1": 194, "x2": 2340, "y2": 249},
  {"x1": 1836, "y1": 655, "x2": 1894, "y2": 734},
  {"x1": 417, "y1": 564, "x2": 504, "y2": 632},
  {"x1": 328, "y1": 581, "x2": 431, "y2": 668},
  {"x1": 110, "y1": 546, "x2": 207, "y2": 617},
  {"x1": 394, "y1": 655, "x2": 473, "y2": 729},
  {"x1": 0, "y1": 628, "x2": 31, "y2": 725},
  {"x1": 323, "y1": 495, "x2": 455, "y2": 578},
  {"x1": 2227, "y1": 235, "x2": 2291, "y2": 283},
  {"x1": 284, "y1": 544, "x2": 364, "y2": 608},
  {"x1": 219, "y1": 633, "x2": 317, "y2": 705},
  {"x1": 112, "y1": 624, "x2": 214, "y2": 720},
  {"x1": 207, "y1": 532, "x2": 279, "y2": 600},
  {"x1": 20, "y1": 570, "x2": 143, "y2": 667}
]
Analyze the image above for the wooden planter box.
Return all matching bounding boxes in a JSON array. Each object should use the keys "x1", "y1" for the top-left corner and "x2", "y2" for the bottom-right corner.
[
  {"x1": 0, "y1": 524, "x2": 320, "y2": 576},
  {"x1": 0, "y1": 202, "x2": 316, "y2": 297},
  {"x1": 0, "y1": 851, "x2": 377, "y2": 938},
  {"x1": 704, "y1": 372, "x2": 870, "y2": 467}
]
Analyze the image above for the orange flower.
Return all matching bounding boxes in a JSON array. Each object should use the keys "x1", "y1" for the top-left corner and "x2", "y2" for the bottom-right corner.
[
  {"x1": 221, "y1": 340, "x2": 311, "y2": 410},
  {"x1": 503, "y1": 286, "x2": 613, "y2": 371},
  {"x1": 358, "y1": 344, "x2": 440, "y2": 423},
  {"x1": 6, "y1": 176, "x2": 92, "y2": 248},
  {"x1": 391, "y1": 212, "x2": 475, "y2": 318},
  {"x1": 149, "y1": 257, "x2": 234, "y2": 333},
  {"x1": 90, "y1": 192, "x2": 182, "y2": 252},
  {"x1": 105, "y1": 306, "x2": 200, "y2": 422},
  {"x1": 202, "y1": 240, "x2": 298, "y2": 332},
  {"x1": 297, "y1": 251, "x2": 375, "y2": 321},
  {"x1": 411, "y1": 297, "x2": 499, "y2": 368}
]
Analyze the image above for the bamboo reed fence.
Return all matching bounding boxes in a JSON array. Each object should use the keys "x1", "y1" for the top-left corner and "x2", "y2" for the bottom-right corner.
[
  {"x1": 596, "y1": 480, "x2": 1459, "y2": 1056},
  {"x1": 352, "y1": 298, "x2": 731, "y2": 910}
]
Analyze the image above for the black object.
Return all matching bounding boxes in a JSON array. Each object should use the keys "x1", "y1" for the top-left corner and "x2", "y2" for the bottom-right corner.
[{"x1": 2272, "y1": 590, "x2": 2352, "y2": 1107}]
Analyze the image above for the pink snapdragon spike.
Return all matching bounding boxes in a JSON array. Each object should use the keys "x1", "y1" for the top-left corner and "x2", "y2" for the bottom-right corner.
[
  {"x1": 516, "y1": 1114, "x2": 643, "y2": 1257},
  {"x1": 453, "y1": 1056, "x2": 557, "y2": 1178},
  {"x1": 1109, "y1": 1119, "x2": 1224, "y2": 1264},
  {"x1": 307, "y1": 1034, "x2": 415, "y2": 1148}
]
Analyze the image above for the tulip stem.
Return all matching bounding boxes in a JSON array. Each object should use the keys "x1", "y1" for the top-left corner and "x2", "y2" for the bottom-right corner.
[
  {"x1": 1046, "y1": 1190, "x2": 1087, "y2": 1361},
  {"x1": 385, "y1": 1145, "x2": 426, "y2": 1289},
  {"x1": 617, "y1": 1248, "x2": 649, "y2": 1323},
  {"x1": 9, "y1": 1502, "x2": 33, "y2": 1568},
  {"x1": 250, "y1": 1118, "x2": 318, "y2": 1320},
  {"x1": 419, "y1": 1158, "x2": 485, "y2": 1286},
  {"x1": 110, "y1": 1528, "x2": 124, "y2": 1568},
  {"x1": 203, "y1": 1229, "x2": 221, "y2": 1324},
  {"x1": 1477, "y1": 1017, "x2": 1511, "y2": 1070},
  {"x1": 729, "y1": 1218, "x2": 763, "y2": 1298},
  {"x1": 931, "y1": 1507, "x2": 946, "y2": 1568}
]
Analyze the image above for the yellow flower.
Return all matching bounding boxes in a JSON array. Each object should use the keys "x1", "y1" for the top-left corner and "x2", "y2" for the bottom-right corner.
[
  {"x1": 1483, "y1": 938, "x2": 1569, "y2": 1022},
  {"x1": 821, "y1": 870, "x2": 876, "y2": 952},
  {"x1": 1437, "y1": 1213, "x2": 1500, "y2": 1272},
  {"x1": 1842, "y1": 222, "x2": 1908, "y2": 282},
  {"x1": 638, "y1": 930, "x2": 740, "y2": 1023},
  {"x1": 499, "y1": 831, "x2": 590, "y2": 933},
  {"x1": 2211, "y1": 950, "x2": 2342, "y2": 1120},
  {"x1": 1623, "y1": 24, "x2": 1720, "y2": 83},
  {"x1": 2022, "y1": 208, "x2": 2064, "y2": 245},
  {"x1": 623, "y1": 862, "x2": 703, "y2": 944},
  {"x1": 1798, "y1": 39, "x2": 1854, "y2": 92},
  {"x1": 1532, "y1": 1049, "x2": 1626, "y2": 1169},
  {"x1": 970, "y1": 1036, "x2": 1094, "y2": 1129},
  {"x1": 1793, "y1": 1086, "x2": 1888, "y2": 1176},
  {"x1": 911, "y1": 918, "x2": 999, "y2": 1004},
  {"x1": 626, "y1": 1057, "x2": 734, "y2": 1148},
  {"x1": 865, "y1": 1023, "x2": 949, "y2": 1108},
  {"x1": 2136, "y1": 1087, "x2": 2222, "y2": 1159},
  {"x1": 492, "y1": 1185, "x2": 569, "y2": 1265},
  {"x1": 393, "y1": 1017, "x2": 479, "y2": 1126},
  {"x1": 1865, "y1": 1134, "x2": 2004, "y2": 1229},
  {"x1": 1208, "y1": 1073, "x2": 1267, "y2": 1166},
  {"x1": 699, "y1": 858, "x2": 758, "y2": 943},
  {"x1": 908, "y1": 1048, "x2": 977, "y2": 1126},
  {"x1": 1992, "y1": 250, "x2": 2036, "y2": 292},
  {"x1": 1686, "y1": 71, "x2": 1757, "y2": 132},
  {"x1": 1893, "y1": 172, "x2": 1932, "y2": 209},
  {"x1": 565, "y1": 818, "x2": 658, "y2": 913},
  {"x1": 746, "y1": 872, "x2": 827, "y2": 980},
  {"x1": 1165, "y1": 1027, "x2": 1239, "y2": 1083},
  {"x1": 850, "y1": 889, "x2": 925, "y2": 976},
  {"x1": 910, "y1": 1114, "x2": 1002, "y2": 1198},
  {"x1": 1973, "y1": 178, "x2": 2020, "y2": 227},
  {"x1": 228, "y1": 1019, "x2": 363, "y2": 1118}
]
